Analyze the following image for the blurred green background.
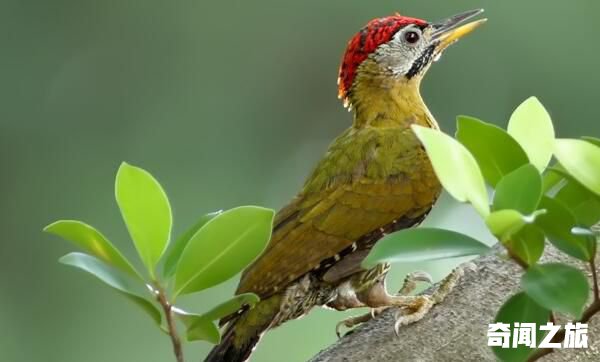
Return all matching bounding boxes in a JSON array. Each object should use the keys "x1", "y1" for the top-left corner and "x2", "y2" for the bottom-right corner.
[{"x1": 2, "y1": 0, "x2": 600, "y2": 361}]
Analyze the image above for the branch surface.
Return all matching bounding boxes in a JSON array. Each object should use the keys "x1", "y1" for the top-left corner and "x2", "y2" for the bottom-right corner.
[{"x1": 310, "y1": 245, "x2": 600, "y2": 362}]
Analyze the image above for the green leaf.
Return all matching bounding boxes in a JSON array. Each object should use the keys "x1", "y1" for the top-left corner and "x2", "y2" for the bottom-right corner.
[
  {"x1": 115, "y1": 162, "x2": 172, "y2": 278},
  {"x1": 412, "y1": 125, "x2": 490, "y2": 216},
  {"x1": 59, "y1": 252, "x2": 161, "y2": 325},
  {"x1": 504, "y1": 224, "x2": 545, "y2": 266},
  {"x1": 176, "y1": 312, "x2": 221, "y2": 344},
  {"x1": 202, "y1": 293, "x2": 260, "y2": 321},
  {"x1": 555, "y1": 179, "x2": 600, "y2": 227},
  {"x1": 554, "y1": 138, "x2": 600, "y2": 196},
  {"x1": 44, "y1": 220, "x2": 141, "y2": 280},
  {"x1": 162, "y1": 211, "x2": 222, "y2": 278},
  {"x1": 583, "y1": 136, "x2": 600, "y2": 148},
  {"x1": 543, "y1": 163, "x2": 600, "y2": 225},
  {"x1": 174, "y1": 206, "x2": 274, "y2": 296},
  {"x1": 536, "y1": 197, "x2": 594, "y2": 261},
  {"x1": 571, "y1": 229, "x2": 599, "y2": 255},
  {"x1": 176, "y1": 293, "x2": 260, "y2": 344},
  {"x1": 456, "y1": 116, "x2": 528, "y2": 186},
  {"x1": 362, "y1": 227, "x2": 489, "y2": 269},
  {"x1": 507, "y1": 97, "x2": 555, "y2": 172},
  {"x1": 485, "y1": 209, "x2": 543, "y2": 242},
  {"x1": 175, "y1": 293, "x2": 259, "y2": 344},
  {"x1": 521, "y1": 263, "x2": 589, "y2": 319},
  {"x1": 493, "y1": 164, "x2": 542, "y2": 214},
  {"x1": 188, "y1": 319, "x2": 220, "y2": 344},
  {"x1": 492, "y1": 292, "x2": 550, "y2": 362}
]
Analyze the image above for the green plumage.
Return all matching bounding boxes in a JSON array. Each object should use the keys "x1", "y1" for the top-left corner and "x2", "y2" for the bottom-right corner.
[{"x1": 204, "y1": 7, "x2": 491, "y2": 358}]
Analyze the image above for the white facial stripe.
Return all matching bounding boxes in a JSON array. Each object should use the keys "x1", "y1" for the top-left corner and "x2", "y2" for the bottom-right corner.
[{"x1": 370, "y1": 24, "x2": 432, "y2": 77}]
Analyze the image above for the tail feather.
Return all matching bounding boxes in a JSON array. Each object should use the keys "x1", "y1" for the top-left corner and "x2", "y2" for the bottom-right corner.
[
  {"x1": 204, "y1": 294, "x2": 282, "y2": 362},
  {"x1": 204, "y1": 316, "x2": 260, "y2": 362}
]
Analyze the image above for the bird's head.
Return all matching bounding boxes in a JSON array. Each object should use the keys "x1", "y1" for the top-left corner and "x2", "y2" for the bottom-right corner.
[{"x1": 338, "y1": 9, "x2": 486, "y2": 108}]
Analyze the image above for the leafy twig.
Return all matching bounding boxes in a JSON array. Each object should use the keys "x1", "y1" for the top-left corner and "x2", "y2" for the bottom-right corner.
[
  {"x1": 591, "y1": 258, "x2": 599, "y2": 302},
  {"x1": 527, "y1": 261, "x2": 600, "y2": 362}
]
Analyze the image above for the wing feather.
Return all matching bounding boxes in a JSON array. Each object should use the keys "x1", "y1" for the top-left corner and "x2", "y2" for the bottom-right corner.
[{"x1": 236, "y1": 126, "x2": 440, "y2": 298}]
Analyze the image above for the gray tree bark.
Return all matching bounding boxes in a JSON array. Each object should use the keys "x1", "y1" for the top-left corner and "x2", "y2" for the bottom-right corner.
[{"x1": 310, "y1": 245, "x2": 600, "y2": 362}]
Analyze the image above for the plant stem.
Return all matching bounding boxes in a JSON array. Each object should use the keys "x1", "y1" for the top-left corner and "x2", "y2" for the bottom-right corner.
[
  {"x1": 155, "y1": 285, "x2": 184, "y2": 362},
  {"x1": 591, "y1": 258, "x2": 599, "y2": 302}
]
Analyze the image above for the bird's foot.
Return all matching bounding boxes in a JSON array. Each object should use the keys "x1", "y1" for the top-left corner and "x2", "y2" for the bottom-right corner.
[
  {"x1": 332, "y1": 263, "x2": 475, "y2": 337},
  {"x1": 392, "y1": 263, "x2": 476, "y2": 335},
  {"x1": 333, "y1": 270, "x2": 433, "y2": 338}
]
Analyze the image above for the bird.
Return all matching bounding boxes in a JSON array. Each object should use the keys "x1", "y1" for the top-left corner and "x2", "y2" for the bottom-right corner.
[{"x1": 205, "y1": 9, "x2": 486, "y2": 362}]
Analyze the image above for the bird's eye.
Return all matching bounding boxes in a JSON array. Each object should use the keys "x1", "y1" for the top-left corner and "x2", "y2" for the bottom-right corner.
[{"x1": 404, "y1": 31, "x2": 420, "y2": 44}]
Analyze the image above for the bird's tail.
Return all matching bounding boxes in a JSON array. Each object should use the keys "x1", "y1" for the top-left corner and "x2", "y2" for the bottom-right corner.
[{"x1": 204, "y1": 294, "x2": 282, "y2": 362}]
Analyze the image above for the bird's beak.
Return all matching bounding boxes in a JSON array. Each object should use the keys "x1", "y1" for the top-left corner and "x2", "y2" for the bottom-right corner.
[{"x1": 431, "y1": 9, "x2": 487, "y2": 53}]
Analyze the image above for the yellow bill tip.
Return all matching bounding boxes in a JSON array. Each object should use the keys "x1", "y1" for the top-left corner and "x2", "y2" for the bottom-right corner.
[{"x1": 437, "y1": 18, "x2": 487, "y2": 50}]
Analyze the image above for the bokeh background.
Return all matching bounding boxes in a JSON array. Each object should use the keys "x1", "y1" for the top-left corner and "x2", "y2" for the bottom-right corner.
[{"x1": 2, "y1": 0, "x2": 600, "y2": 361}]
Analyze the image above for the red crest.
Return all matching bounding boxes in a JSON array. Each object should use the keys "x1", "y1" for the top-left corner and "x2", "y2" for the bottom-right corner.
[{"x1": 338, "y1": 14, "x2": 427, "y2": 104}]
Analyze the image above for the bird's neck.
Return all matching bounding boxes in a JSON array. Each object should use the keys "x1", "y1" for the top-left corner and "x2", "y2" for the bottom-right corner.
[{"x1": 348, "y1": 63, "x2": 438, "y2": 130}]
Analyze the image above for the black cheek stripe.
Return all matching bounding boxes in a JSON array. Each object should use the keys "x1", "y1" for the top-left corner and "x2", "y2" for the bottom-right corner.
[{"x1": 406, "y1": 44, "x2": 435, "y2": 79}]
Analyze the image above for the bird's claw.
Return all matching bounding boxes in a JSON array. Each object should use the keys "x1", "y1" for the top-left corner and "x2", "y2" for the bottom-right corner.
[
  {"x1": 370, "y1": 307, "x2": 385, "y2": 318},
  {"x1": 335, "y1": 318, "x2": 354, "y2": 338},
  {"x1": 394, "y1": 318, "x2": 402, "y2": 337},
  {"x1": 393, "y1": 309, "x2": 404, "y2": 337},
  {"x1": 392, "y1": 263, "x2": 475, "y2": 336},
  {"x1": 335, "y1": 320, "x2": 348, "y2": 339},
  {"x1": 335, "y1": 308, "x2": 385, "y2": 338},
  {"x1": 334, "y1": 315, "x2": 363, "y2": 338},
  {"x1": 397, "y1": 270, "x2": 433, "y2": 295},
  {"x1": 408, "y1": 271, "x2": 434, "y2": 284}
]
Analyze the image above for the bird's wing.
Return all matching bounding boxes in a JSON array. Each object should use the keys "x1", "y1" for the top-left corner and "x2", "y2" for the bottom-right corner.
[{"x1": 236, "y1": 127, "x2": 439, "y2": 298}]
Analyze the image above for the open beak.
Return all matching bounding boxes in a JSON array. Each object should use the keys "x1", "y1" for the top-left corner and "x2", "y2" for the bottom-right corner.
[{"x1": 431, "y1": 9, "x2": 487, "y2": 53}]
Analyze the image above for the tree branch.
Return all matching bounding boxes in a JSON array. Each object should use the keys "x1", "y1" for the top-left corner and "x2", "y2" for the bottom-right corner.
[
  {"x1": 155, "y1": 285, "x2": 184, "y2": 362},
  {"x1": 310, "y1": 245, "x2": 600, "y2": 362}
]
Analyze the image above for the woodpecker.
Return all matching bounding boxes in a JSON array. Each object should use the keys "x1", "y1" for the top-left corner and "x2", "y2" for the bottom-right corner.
[{"x1": 206, "y1": 9, "x2": 486, "y2": 362}]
